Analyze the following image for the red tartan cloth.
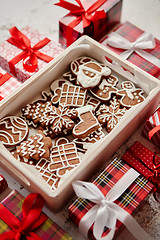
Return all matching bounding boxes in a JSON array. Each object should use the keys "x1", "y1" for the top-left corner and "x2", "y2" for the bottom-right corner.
[
  {"x1": 58, "y1": 0, "x2": 122, "y2": 47},
  {"x1": 69, "y1": 157, "x2": 153, "y2": 240},
  {"x1": 122, "y1": 141, "x2": 160, "y2": 188},
  {"x1": 101, "y1": 21, "x2": 160, "y2": 78},
  {"x1": 142, "y1": 107, "x2": 160, "y2": 148}
]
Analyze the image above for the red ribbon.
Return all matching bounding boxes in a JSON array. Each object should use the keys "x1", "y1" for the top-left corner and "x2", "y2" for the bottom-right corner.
[
  {"x1": 7, "y1": 27, "x2": 53, "y2": 75},
  {"x1": 0, "y1": 72, "x2": 11, "y2": 86},
  {"x1": 55, "y1": 0, "x2": 107, "y2": 46},
  {"x1": 149, "y1": 125, "x2": 160, "y2": 139},
  {"x1": 0, "y1": 193, "x2": 48, "y2": 240}
]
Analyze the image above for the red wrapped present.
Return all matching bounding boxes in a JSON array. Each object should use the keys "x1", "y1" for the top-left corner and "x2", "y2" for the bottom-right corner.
[
  {"x1": 55, "y1": 0, "x2": 122, "y2": 47},
  {"x1": 142, "y1": 107, "x2": 160, "y2": 148},
  {"x1": 0, "y1": 175, "x2": 8, "y2": 194},
  {"x1": 0, "y1": 190, "x2": 72, "y2": 239},
  {"x1": 0, "y1": 67, "x2": 22, "y2": 100},
  {"x1": 0, "y1": 26, "x2": 64, "y2": 82},
  {"x1": 101, "y1": 21, "x2": 160, "y2": 78},
  {"x1": 69, "y1": 157, "x2": 153, "y2": 240},
  {"x1": 122, "y1": 141, "x2": 160, "y2": 196}
]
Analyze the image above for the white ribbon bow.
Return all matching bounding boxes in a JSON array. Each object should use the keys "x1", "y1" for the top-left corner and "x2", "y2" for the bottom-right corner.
[
  {"x1": 106, "y1": 32, "x2": 160, "y2": 68},
  {"x1": 72, "y1": 168, "x2": 152, "y2": 240}
]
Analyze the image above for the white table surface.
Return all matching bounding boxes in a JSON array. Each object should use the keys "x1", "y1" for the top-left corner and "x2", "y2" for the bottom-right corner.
[{"x1": 0, "y1": 0, "x2": 160, "y2": 239}]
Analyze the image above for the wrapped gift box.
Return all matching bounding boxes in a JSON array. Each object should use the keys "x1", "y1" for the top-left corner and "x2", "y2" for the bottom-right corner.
[
  {"x1": 0, "y1": 26, "x2": 64, "y2": 82},
  {"x1": 0, "y1": 67, "x2": 22, "y2": 100},
  {"x1": 0, "y1": 190, "x2": 72, "y2": 239},
  {"x1": 0, "y1": 36, "x2": 159, "y2": 211},
  {"x1": 0, "y1": 175, "x2": 8, "y2": 194},
  {"x1": 55, "y1": 0, "x2": 122, "y2": 47},
  {"x1": 69, "y1": 157, "x2": 153, "y2": 239},
  {"x1": 142, "y1": 107, "x2": 160, "y2": 148},
  {"x1": 122, "y1": 141, "x2": 160, "y2": 189},
  {"x1": 101, "y1": 21, "x2": 160, "y2": 79}
]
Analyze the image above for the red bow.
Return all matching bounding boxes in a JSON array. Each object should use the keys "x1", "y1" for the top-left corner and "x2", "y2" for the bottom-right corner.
[
  {"x1": 0, "y1": 72, "x2": 11, "y2": 86},
  {"x1": 7, "y1": 27, "x2": 53, "y2": 75},
  {"x1": 149, "y1": 125, "x2": 160, "y2": 139},
  {"x1": 0, "y1": 193, "x2": 48, "y2": 240},
  {"x1": 55, "y1": 0, "x2": 107, "y2": 46}
]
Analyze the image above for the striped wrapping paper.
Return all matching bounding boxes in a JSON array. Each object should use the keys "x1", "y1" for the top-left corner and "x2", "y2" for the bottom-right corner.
[
  {"x1": 142, "y1": 107, "x2": 160, "y2": 148},
  {"x1": 69, "y1": 157, "x2": 153, "y2": 240},
  {"x1": 0, "y1": 190, "x2": 72, "y2": 240},
  {"x1": 101, "y1": 21, "x2": 160, "y2": 78}
]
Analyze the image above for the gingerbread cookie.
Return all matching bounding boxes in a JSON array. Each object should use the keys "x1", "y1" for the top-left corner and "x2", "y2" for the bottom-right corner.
[
  {"x1": 21, "y1": 100, "x2": 53, "y2": 127},
  {"x1": 11, "y1": 150, "x2": 37, "y2": 165},
  {"x1": 16, "y1": 130, "x2": 52, "y2": 161},
  {"x1": 0, "y1": 116, "x2": 29, "y2": 147},
  {"x1": 54, "y1": 137, "x2": 69, "y2": 146},
  {"x1": 70, "y1": 56, "x2": 96, "y2": 76},
  {"x1": 72, "y1": 105, "x2": 100, "y2": 139},
  {"x1": 36, "y1": 158, "x2": 60, "y2": 190},
  {"x1": 73, "y1": 127, "x2": 105, "y2": 151},
  {"x1": 117, "y1": 81, "x2": 145, "y2": 108},
  {"x1": 77, "y1": 62, "x2": 111, "y2": 89},
  {"x1": 63, "y1": 71, "x2": 76, "y2": 82},
  {"x1": 97, "y1": 97, "x2": 127, "y2": 132},
  {"x1": 90, "y1": 75, "x2": 118, "y2": 101},
  {"x1": 51, "y1": 83, "x2": 87, "y2": 107},
  {"x1": 50, "y1": 79, "x2": 72, "y2": 93},
  {"x1": 48, "y1": 142, "x2": 81, "y2": 177},
  {"x1": 85, "y1": 96, "x2": 101, "y2": 111},
  {"x1": 42, "y1": 104, "x2": 78, "y2": 136}
]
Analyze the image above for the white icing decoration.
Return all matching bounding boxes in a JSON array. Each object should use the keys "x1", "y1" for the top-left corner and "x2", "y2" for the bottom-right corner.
[
  {"x1": 36, "y1": 159, "x2": 59, "y2": 190},
  {"x1": 0, "y1": 116, "x2": 28, "y2": 146},
  {"x1": 52, "y1": 83, "x2": 87, "y2": 107},
  {"x1": 73, "y1": 105, "x2": 100, "y2": 138},
  {"x1": 48, "y1": 142, "x2": 81, "y2": 178}
]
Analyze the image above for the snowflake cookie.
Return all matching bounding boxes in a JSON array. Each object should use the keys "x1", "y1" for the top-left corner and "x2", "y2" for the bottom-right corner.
[
  {"x1": 42, "y1": 104, "x2": 78, "y2": 136},
  {"x1": 97, "y1": 97, "x2": 127, "y2": 133},
  {"x1": 16, "y1": 130, "x2": 52, "y2": 161}
]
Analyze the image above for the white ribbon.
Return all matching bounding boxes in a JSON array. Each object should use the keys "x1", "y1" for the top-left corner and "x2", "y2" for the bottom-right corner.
[
  {"x1": 72, "y1": 168, "x2": 152, "y2": 240},
  {"x1": 106, "y1": 32, "x2": 160, "y2": 68}
]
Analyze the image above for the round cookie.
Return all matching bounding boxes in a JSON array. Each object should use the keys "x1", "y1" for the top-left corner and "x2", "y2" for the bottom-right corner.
[
  {"x1": 90, "y1": 75, "x2": 118, "y2": 101},
  {"x1": 0, "y1": 116, "x2": 29, "y2": 147}
]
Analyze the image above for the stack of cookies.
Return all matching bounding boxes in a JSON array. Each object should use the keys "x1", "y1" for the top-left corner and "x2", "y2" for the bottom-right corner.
[{"x1": 0, "y1": 57, "x2": 146, "y2": 191}]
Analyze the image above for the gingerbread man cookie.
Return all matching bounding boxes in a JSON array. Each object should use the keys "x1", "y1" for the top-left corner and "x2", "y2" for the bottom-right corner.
[
  {"x1": 63, "y1": 71, "x2": 76, "y2": 82},
  {"x1": 48, "y1": 142, "x2": 81, "y2": 178},
  {"x1": 72, "y1": 105, "x2": 100, "y2": 139},
  {"x1": 97, "y1": 97, "x2": 127, "y2": 132},
  {"x1": 0, "y1": 116, "x2": 29, "y2": 147},
  {"x1": 16, "y1": 130, "x2": 52, "y2": 161},
  {"x1": 117, "y1": 81, "x2": 145, "y2": 108},
  {"x1": 90, "y1": 75, "x2": 118, "y2": 101},
  {"x1": 76, "y1": 62, "x2": 111, "y2": 89},
  {"x1": 70, "y1": 56, "x2": 96, "y2": 76},
  {"x1": 51, "y1": 83, "x2": 87, "y2": 107}
]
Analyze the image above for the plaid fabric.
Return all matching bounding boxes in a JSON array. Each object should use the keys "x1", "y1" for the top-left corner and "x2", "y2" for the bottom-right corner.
[
  {"x1": 0, "y1": 190, "x2": 72, "y2": 240},
  {"x1": 142, "y1": 107, "x2": 160, "y2": 148},
  {"x1": 69, "y1": 157, "x2": 153, "y2": 240},
  {"x1": 101, "y1": 21, "x2": 160, "y2": 78},
  {"x1": 59, "y1": 0, "x2": 122, "y2": 47}
]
